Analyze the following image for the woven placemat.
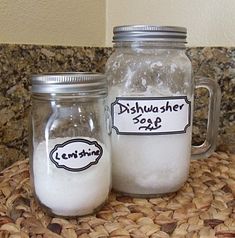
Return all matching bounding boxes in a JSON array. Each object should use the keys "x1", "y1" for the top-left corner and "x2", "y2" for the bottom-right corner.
[{"x1": 0, "y1": 152, "x2": 234, "y2": 238}]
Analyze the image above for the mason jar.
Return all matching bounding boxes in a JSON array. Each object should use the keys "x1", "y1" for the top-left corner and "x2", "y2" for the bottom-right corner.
[
  {"x1": 30, "y1": 73, "x2": 111, "y2": 216},
  {"x1": 106, "y1": 25, "x2": 221, "y2": 197}
]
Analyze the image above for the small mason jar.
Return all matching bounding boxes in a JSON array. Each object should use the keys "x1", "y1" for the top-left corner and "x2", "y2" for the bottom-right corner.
[
  {"x1": 30, "y1": 73, "x2": 111, "y2": 216},
  {"x1": 106, "y1": 25, "x2": 221, "y2": 197}
]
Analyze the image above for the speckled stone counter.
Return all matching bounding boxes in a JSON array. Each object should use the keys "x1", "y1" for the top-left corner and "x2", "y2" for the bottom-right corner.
[{"x1": 0, "y1": 44, "x2": 234, "y2": 170}]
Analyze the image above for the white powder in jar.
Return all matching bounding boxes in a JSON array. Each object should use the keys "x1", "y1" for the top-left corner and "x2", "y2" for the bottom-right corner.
[
  {"x1": 109, "y1": 86, "x2": 192, "y2": 196},
  {"x1": 33, "y1": 137, "x2": 111, "y2": 216},
  {"x1": 112, "y1": 131, "x2": 191, "y2": 195}
]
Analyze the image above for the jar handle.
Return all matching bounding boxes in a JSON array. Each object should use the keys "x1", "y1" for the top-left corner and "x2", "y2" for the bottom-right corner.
[{"x1": 191, "y1": 77, "x2": 221, "y2": 159}]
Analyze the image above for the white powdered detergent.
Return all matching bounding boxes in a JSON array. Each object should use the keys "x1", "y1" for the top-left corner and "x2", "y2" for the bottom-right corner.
[
  {"x1": 109, "y1": 86, "x2": 192, "y2": 196},
  {"x1": 33, "y1": 137, "x2": 111, "y2": 216},
  {"x1": 111, "y1": 131, "x2": 191, "y2": 195}
]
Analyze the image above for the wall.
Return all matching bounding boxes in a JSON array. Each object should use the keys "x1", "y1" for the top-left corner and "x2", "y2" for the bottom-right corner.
[
  {"x1": 0, "y1": 0, "x2": 106, "y2": 46},
  {"x1": 0, "y1": 0, "x2": 234, "y2": 47},
  {"x1": 106, "y1": 0, "x2": 235, "y2": 46}
]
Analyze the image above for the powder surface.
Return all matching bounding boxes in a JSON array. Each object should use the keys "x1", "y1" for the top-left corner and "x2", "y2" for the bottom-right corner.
[{"x1": 33, "y1": 137, "x2": 111, "y2": 216}]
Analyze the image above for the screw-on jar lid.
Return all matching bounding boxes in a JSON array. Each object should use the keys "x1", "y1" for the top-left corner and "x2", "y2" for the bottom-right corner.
[
  {"x1": 32, "y1": 72, "x2": 107, "y2": 96},
  {"x1": 113, "y1": 25, "x2": 187, "y2": 43}
]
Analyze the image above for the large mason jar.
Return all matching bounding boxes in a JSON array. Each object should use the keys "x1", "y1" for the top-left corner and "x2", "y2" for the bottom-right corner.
[
  {"x1": 30, "y1": 73, "x2": 111, "y2": 216},
  {"x1": 106, "y1": 25, "x2": 221, "y2": 197}
]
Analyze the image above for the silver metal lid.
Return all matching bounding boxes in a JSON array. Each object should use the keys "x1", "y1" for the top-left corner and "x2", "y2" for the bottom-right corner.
[
  {"x1": 32, "y1": 72, "x2": 107, "y2": 95},
  {"x1": 113, "y1": 25, "x2": 187, "y2": 43}
]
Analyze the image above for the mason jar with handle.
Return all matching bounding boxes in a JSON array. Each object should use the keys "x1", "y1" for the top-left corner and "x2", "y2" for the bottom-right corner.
[{"x1": 105, "y1": 25, "x2": 221, "y2": 197}]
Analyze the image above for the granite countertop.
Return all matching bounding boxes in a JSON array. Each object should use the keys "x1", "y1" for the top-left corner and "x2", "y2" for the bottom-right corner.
[
  {"x1": 0, "y1": 151, "x2": 234, "y2": 237},
  {"x1": 0, "y1": 45, "x2": 234, "y2": 171}
]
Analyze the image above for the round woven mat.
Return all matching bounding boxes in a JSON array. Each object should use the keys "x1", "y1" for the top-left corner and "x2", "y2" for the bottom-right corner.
[{"x1": 0, "y1": 152, "x2": 234, "y2": 238}]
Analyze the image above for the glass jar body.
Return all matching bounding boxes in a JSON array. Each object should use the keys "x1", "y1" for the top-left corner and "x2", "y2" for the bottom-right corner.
[
  {"x1": 106, "y1": 42, "x2": 193, "y2": 196},
  {"x1": 30, "y1": 93, "x2": 111, "y2": 216}
]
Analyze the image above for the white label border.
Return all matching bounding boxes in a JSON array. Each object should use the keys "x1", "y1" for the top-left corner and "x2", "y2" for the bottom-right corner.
[{"x1": 111, "y1": 96, "x2": 191, "y2": 135}]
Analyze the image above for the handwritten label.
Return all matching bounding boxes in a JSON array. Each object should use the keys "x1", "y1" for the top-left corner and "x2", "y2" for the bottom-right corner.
[
  {"x1": 49, "y1": 138, "x2": 103, "y2": 172},
  {"x1": 111, "y1": 97, "x2": 191, "y2": 135}
]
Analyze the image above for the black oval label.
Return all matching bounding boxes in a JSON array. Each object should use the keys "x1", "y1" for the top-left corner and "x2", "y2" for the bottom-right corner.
[{"x1": 49, "y1": 138, "x2": 103, "y2": 172}]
